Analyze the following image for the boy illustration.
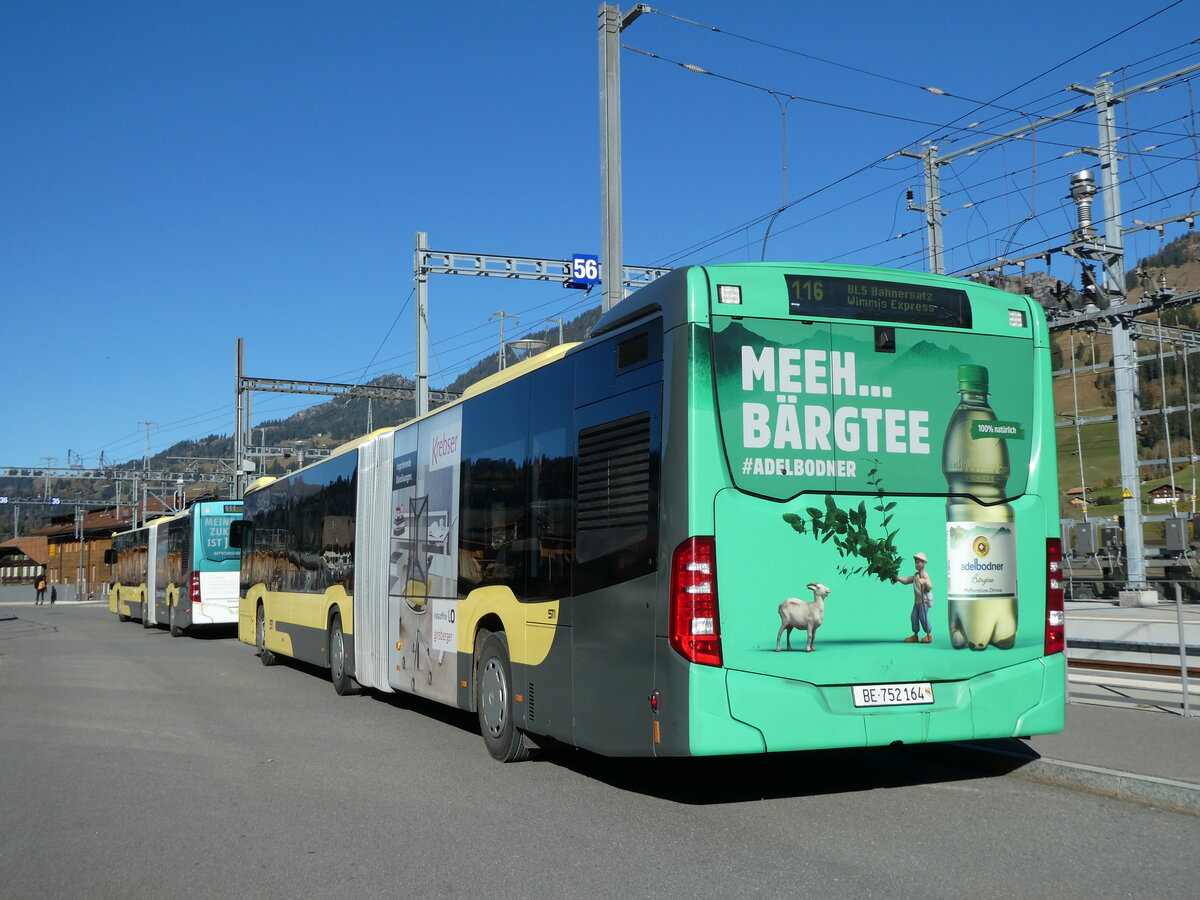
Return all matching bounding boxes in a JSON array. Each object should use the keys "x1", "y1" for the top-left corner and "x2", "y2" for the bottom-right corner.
[{"x1": 892, "y1": 551, "x2": 934, "y2": 643}]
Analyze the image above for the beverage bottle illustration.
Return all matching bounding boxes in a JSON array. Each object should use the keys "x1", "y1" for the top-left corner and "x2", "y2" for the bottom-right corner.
[{"x1": 943, "y1": 364, "x2": 1018, "y2": 650}]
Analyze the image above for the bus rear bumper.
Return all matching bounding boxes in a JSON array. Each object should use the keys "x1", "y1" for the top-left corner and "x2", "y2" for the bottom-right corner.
[
  {"x1": 191, "y1": 603, "x2": 238, "y2": 626},
  {"x1": 688, "y1": 654, "x2": 1065, "y2": 756}
]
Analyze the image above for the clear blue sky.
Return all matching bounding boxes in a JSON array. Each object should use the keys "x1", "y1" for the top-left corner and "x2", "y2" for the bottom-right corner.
[{"x1": 2, "y1": 0, "x2": 1197, "y2": 469}]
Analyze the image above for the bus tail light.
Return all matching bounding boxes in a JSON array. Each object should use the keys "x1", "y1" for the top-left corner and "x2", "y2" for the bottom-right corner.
[
  {"x1": 669, "y1": 537, "x2": 722, "y2": 667},
  {"x1": 1045, "y1": 538, "x2": 1064, "y2": 655},
  {"x1": 189, "y1": 571, "x2": 201, "y2": 606}
]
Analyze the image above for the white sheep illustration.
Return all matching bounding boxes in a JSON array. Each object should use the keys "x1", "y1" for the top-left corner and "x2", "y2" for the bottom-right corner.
[{"x1": 776, "y1": 582, "x2": 831, "y2": 652}]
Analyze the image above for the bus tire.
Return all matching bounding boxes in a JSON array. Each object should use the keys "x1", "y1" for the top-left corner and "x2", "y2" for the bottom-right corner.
[
  {"x1": 169, "y1": 603, "x2": 182, "y2": 638},
  {"x1": 476, "y1": 631, "x2": 529, "y2": 763},
  {"x1": 256, "y1": 604, "x2": 276, "y2": 667},
  {"x1": 329, "y1": 612, "x2": 357, "y2": 696}
]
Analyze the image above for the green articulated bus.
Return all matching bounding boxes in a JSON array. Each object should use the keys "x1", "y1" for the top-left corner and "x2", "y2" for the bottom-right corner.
[{"x1": 233, "y1": 262, "x2": 1065, "y2": 761}]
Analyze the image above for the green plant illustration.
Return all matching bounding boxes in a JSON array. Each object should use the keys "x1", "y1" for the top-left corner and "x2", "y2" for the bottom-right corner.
[{"x1": 781, "y1": 462, "x2": 902, "y2": 582}]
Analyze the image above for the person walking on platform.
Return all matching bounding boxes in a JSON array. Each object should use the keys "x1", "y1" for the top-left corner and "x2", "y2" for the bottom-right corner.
[{"x1": 34, "y1": 572, "x2": 47, "y2": 605}]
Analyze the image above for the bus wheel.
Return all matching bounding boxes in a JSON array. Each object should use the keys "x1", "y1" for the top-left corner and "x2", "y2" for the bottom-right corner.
[
  {"x1": 329, "y1": 613, "x2": 357, "y2": 696},
  {"x1": 476, "y1": 632, "x2": 529, "y2": 763},
  {"x1": 169, "y1": 603, "x2": 182, "y2": 638},
  {"x1": 256, "y1": 604, "x2": 276, "y2": 667}
]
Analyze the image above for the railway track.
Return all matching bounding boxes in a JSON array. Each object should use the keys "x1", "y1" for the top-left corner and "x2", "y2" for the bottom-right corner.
[
  {"x1": 1066, "y1": 653, "x2": 1195, "y2": 714},
  {"x1": 1070, "y1": 656, "x2": 1198, "y2": 679}
]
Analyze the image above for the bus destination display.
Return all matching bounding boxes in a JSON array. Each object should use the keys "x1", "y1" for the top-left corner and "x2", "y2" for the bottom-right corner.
[{"x1": 786, "y1": 274, "x2": 972, "y2": 328}]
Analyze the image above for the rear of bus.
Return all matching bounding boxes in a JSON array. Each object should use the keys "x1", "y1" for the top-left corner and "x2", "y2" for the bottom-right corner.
[
  {"x1": 665, "y1": 263, "x2": 1064, "y2": 756},
  {"x1": 187, "y1": 501, "x2": 243, "y2": 626}
]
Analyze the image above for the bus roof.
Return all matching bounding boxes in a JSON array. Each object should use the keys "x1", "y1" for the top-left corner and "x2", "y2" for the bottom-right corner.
[{"x1": 460, "y1": 342, "x2": 579, "y2": 400}]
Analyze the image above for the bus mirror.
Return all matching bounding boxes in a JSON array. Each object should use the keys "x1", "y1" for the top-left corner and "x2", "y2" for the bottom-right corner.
[
  {"x1": 103, "y1": 549, "x2": 117, "y2": 565},
  {"x1": 229, "y1": 521, "x2": 251, "y2": 550}
]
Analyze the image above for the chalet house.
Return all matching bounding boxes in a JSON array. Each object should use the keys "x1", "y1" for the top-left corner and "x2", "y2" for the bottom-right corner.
[
  {"x1": 1065, "y1": 485, "x2": 1097, "y2": 507},
  {"x1": 1148, "y1": 483, "x2": 1186, "y2": 505},
  {"x1": 0, "y1": 536, "x2": 49, "y2": 585}
]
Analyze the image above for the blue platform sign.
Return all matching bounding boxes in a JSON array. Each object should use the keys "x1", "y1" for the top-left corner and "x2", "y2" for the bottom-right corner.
[
  {"x1": 50, "y1": 497, "x2": 61, "y2": 505},
  {"x1": 568, "y1": 253, "x2": 600, "y2": 289}
]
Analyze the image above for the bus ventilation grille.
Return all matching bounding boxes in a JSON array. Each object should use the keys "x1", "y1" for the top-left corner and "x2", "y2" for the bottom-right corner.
[{"x1": 576, "y1": 412, "x2": 652, "y2": 533}]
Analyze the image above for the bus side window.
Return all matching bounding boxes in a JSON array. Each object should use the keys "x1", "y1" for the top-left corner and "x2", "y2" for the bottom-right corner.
[
  {"x1": 459, "y1": 379, "x2": 531, "y2": 600},
  {"x1": 229, "y1": 520, "x2": 252, "y2": 550},
  {"x1": 527, "y1": 366, "x2": 575, "y2": 601},
  {"x1": 240, "y1": 453, "x2": 357, "y2": 594}
]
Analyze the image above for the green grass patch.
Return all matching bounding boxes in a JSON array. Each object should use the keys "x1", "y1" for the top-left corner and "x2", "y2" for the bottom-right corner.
[{"x1": 1056, "y1": 414, "x2": 1199, "y2": 547}]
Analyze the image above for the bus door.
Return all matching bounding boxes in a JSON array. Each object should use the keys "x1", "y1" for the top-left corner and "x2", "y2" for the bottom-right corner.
[{"x1": 153, "y1": 527, "x2": 170, "y2": 626}]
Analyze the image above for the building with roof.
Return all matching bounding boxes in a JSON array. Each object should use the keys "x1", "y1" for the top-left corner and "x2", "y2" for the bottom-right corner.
[
  {"x1": 1148, "y1": 483, "x2": 1187, "y2": 505},
  {"x1": 0, "y1": 536, "x2": 49, "y2": 585},
  {"x1": 25, "y1": 488, "x2": 223, "y2": 598},
  {"x1": 29, "y1": 505, "x2": 137, "y2": 593}
]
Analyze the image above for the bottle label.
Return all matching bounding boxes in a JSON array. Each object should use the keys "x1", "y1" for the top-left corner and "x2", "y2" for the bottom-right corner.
[
  {"x1": 970, "y1": 420, "x2": 1025, "y2": 440},
  {"x1": 946, "y1": 521, "x2": 1017, "y2": 600}
]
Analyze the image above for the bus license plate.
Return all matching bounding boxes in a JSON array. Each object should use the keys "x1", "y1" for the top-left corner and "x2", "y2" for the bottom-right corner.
[{"x1": 852, "y1": 682, "x2": 934, "y2": 708}]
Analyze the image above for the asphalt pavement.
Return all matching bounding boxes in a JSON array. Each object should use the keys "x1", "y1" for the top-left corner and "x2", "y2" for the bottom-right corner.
[{"x1": 4, "y1": 599, "x2": 1198, "y2": 817}]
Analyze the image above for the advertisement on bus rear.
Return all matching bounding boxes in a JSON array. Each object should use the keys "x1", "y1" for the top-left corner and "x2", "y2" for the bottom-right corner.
[
  {"x1": 710, "y1": 316, "x2": 1034, "y2": 500},
  {"x1": 710, "y1": 314, "x2": 1042, "y2": 664},
  {"x1": 200, "y1": 516, "x2": 240, "y2": 562}
]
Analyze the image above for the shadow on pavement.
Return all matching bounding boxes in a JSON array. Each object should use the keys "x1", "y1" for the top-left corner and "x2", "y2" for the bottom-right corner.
[{"x1": 532, "y1": 737, "x2": 1038, "y2": 804}]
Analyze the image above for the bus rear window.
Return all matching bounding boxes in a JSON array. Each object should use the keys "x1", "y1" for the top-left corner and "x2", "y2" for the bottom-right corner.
[
  {"x1": 200, "y1": 517, "x2": 240, "y2": 562},
  {"x1": 785, "y1": 274, "x2": 971, "y2": 328}
]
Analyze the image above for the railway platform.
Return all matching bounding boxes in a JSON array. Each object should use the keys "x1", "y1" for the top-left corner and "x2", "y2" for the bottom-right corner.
[
  {"x1": 919, "y1": 599, "x2": 1199, "y2": 817},
  {"x1": 941, "y1": 698, "x2": 1200, "y2": 818}
]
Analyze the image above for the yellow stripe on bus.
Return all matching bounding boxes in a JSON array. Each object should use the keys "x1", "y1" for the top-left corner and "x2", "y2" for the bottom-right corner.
[{"x1": 456, "y1": 585, "x2": 560, "y2": 666}]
